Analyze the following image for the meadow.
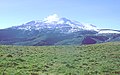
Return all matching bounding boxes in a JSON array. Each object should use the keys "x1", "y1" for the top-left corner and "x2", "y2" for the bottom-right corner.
[{"x1": 0, "y1": 42, "x2": 120, "y2": 75}]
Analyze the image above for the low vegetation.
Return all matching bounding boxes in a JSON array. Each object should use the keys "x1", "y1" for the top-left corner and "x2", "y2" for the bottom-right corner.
[{"x1": 0, "y1": 42, "x2": 120, "y2": 75}]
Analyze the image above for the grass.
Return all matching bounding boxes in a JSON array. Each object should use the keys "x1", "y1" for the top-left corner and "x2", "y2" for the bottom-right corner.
[{"x1": 0, "y1": 42, "x2": 120, "y2": 75}]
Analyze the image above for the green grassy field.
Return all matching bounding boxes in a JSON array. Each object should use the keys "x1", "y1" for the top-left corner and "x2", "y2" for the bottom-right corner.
[{"x1": 0, "y1": 42, "x2": 120, "y2": 75}]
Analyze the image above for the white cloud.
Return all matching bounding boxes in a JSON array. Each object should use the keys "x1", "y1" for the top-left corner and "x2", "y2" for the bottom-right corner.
[
  {"x1": 43, "y1": 14, "x2": 60, "y2": 23},
  {"x1": 99, "y1": 30, "x2": 120, "y2": 34}
]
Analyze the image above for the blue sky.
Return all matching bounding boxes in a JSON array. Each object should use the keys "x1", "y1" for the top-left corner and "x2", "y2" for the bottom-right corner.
[{"x1": 0, "y1": 0, "x2": 120, "y2": 29}]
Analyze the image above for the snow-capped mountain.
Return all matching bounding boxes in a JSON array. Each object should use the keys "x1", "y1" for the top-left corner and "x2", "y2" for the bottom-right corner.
[
  {"x1": 0, "y1": 14, "x2": 120, "y2": 46},
  {"x1": 11, "y1": 14, "x2": 98, "y2": 33}
]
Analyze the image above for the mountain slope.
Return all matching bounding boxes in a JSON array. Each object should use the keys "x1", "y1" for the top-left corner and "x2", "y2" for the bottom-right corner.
[{"x1": 0, "y1": 14, "x2": 120, "y2": 46}]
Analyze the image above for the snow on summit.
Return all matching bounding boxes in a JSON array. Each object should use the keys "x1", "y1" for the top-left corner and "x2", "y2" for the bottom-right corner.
[{"x1": 11, "y1": 14, "x2": 98, "y2": 32}]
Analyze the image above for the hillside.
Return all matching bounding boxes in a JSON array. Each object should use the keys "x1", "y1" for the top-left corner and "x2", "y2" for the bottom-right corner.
[
  {"x1": 0, "y1": 42, "x2": 120, "y2": 75},
  {"x1": 0, "y1": 14, "x2": 120, "y2": 46}
]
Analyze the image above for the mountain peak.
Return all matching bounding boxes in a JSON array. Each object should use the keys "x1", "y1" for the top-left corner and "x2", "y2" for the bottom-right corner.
[
  {"x1": 11, "y1": 14, "x2": 98, "y2": 32},
  {"x1": 43, "y1": 14, "x2": 60, "y2": 23}
]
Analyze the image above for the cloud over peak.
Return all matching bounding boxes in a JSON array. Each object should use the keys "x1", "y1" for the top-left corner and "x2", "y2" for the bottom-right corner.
[{"x1": 43, "y1": 14, "x2": 60, "y2": 23}]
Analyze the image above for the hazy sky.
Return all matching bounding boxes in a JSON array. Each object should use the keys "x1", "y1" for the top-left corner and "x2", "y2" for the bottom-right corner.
[{"x1": 0, "y1": 0, "x2": 120, "y2": 29}]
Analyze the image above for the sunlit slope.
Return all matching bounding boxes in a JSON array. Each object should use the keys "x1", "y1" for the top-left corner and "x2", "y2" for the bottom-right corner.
[{"x1": 0, "y1": 42, "x2": 120, "y2": 75}]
